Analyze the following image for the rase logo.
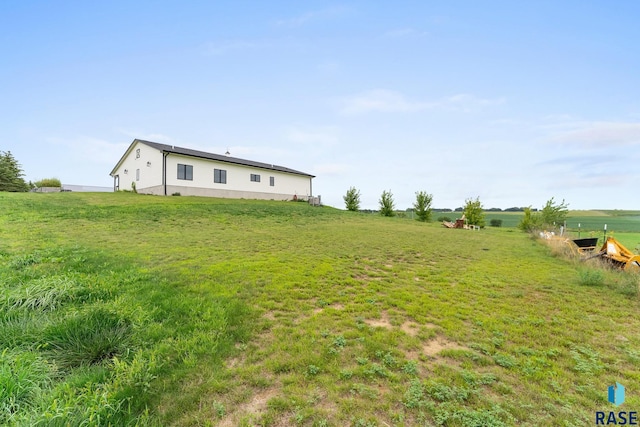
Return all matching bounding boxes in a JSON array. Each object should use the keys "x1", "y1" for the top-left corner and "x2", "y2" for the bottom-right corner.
[
  {"x1": 596, "y1": 382, "x2": 637, "y2": 425},
  {"x1": 610, "y1": 382, "x2": 626, "y2": 406}
]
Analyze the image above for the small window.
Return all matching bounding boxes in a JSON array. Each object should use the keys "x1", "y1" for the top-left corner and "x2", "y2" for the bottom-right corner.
[
  {"x1": 136, "y1": 169, "x2": 140, "y2": 181},
  {"x1": 178, "y1": 164, "x2": 193, "y2": 180},
  {"x1": 269, "y1": 176, "x2": 275, "y2": 186},
  {"x1": 214, "y1": 169, "x2": 227, "y2": 184},
  {"x1": 250, "y1": 174, "x2": 261, "y2": 182}
]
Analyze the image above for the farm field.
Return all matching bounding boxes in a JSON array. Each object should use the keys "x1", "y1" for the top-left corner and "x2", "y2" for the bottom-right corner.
[
  {"x1": 482, "y1": 211, "x2": 640, "y2": 252},
  {"x1": 1, "y1": 193, "x2": 639, "y2": 426}
]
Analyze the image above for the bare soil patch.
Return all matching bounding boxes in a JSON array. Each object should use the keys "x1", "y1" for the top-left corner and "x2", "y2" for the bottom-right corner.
[{"x1": 218, "y1": 387, "x2": 279, "y2": 427}]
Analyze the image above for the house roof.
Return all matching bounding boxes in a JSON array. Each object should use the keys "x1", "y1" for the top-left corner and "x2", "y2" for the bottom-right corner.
[{"x1": 110, "y1": 139, "x2": 315, "y2": 178}]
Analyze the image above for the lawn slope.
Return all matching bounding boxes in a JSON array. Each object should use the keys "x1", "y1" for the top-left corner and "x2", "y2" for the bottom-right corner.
[{"x1": 0, "y1": 193, "x2": 638, "y2": 426}]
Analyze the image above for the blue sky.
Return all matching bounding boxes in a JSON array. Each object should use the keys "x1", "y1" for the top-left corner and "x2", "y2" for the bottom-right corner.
[{"x1": 2, "y1": 1, "x2": 639, "y2": 210}]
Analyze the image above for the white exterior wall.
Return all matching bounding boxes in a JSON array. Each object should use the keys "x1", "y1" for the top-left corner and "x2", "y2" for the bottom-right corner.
[
  {"x1": 164, "y1": 154, "x2": 312, "y2": 198},
  {"x1": 112, "y1": 141, "x2": 163, "y2": 192}
]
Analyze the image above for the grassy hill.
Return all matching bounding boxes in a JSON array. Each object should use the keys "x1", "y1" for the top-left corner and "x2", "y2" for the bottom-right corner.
[{"x1": 0, "y1": 193, "x2": 638, "y2": 426}]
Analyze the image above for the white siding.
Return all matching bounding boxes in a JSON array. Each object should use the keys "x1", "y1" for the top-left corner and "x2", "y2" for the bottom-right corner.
[
  {"x1": 165, "y1": 154, "x2": 311, "y2": 197},
  {"x1": 112, "y1": 141, "x2": 163, "y2": 191}
]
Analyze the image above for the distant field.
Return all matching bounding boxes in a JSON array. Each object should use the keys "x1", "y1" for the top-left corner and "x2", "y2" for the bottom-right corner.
[
  {"x1": 1, "y1": 193, "x2": 639, "y2": 426},
  {"x1": 482, "y1": 211, "x2": 640, "y2": 233}
]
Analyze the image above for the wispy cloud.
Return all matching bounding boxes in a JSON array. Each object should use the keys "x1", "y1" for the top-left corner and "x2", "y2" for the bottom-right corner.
[
  {"x1": 274, "y1": 6, "x2": 349, "y2": 27},
  {"x1": 546, "y1": 173, "x2": 631, "y2": 189},
  {"x1": 339, "y1": 90, "x2": 504, "y2": 115},
  {"x1": 286, "y1": 126, "x2": 339, "y2": 146},
  {"x1": 551, "y1": 121, "x2": 640, "y2": 148},
  {"x1": 340, "y1": 90, "x2": 434, "y2": 114}
]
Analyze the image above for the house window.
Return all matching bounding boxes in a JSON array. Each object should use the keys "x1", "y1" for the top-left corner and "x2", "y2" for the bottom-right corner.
[
  {"x1": 214, "y1": 169, "x2": 227, "y2": 184},
  {"x1": 136, "y1": 169, "x2": 140, "y2": 181},
  {"x1": 177, "y1": 164, "x2": 193, "y2": 180},
  {"x1": 250, "y1": 174, "x2": 260, "y2": 182},
  {"x1": 270, "y1": 176, "x2": 275, "y2": 186}
]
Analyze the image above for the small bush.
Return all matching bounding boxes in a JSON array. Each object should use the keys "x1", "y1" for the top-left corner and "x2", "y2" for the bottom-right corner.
[
  {"x1": 34, "y1": 178, "x2": 62, "y2": 188},
  {"x1": 578, "y1": 269, "x2": 605, "y2": 287},
  {"x1": 171, "y1": 192, "x2": 181, "y2": 196},
  {"x1": 489, "y1": 219, "x2": 503, "y2": 227},
  {"x1": 437, "y1": 216, "x2": 452, "y2": 222}
]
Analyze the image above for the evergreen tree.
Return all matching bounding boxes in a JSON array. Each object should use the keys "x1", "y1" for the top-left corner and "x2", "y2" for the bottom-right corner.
[{"x1": 0, "y1": 151, "x2": 29, "y2": 192}]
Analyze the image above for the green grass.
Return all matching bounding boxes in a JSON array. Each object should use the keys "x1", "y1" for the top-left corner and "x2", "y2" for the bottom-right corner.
[{"x1": 0, "y1": 192, "x2": 639, "y2": 426}]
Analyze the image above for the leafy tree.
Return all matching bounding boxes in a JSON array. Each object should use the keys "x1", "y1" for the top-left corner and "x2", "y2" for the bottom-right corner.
[
  {"x1": 379, "y1": 190, "x2": 395, "y2": 217},
  {"x1": 540, "y1": 197, "x2": 569, "y2": 227},
  {"x1": 518, "y1": 197, "x2": 569, "y2": 232},
  {"x1": 343, "y1": 186, "x2": 361, "y2": 211},
  {"x1": 413, "y1": 191, "x2": 433, "y2": 222},
  {"x1": 463, "y1": 197, "x2": 485, "y2": 227},
  {"x1": 0, "y1": 151, "x2": 29, "y2": 192}
]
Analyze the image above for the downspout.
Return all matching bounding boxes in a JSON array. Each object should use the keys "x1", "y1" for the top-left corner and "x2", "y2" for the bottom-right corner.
[
  {"x1": 113, "y1": 175, "x2": 116, "y2": 192},
  {"x1": 309, "y1": 177, "x2": 313, "y2": 197},
  {"x1": 163, "y1": 152, "x2": 168, "y2": 196}
]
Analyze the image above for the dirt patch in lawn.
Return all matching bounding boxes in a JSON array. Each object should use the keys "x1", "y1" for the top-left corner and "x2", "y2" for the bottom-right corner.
[{"x1": 218, "y1": 387, "x2": 279, "y2": 427}]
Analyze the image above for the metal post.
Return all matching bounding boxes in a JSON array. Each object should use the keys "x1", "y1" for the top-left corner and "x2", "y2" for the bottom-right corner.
[
  {"x1": 578, "y1": 223, "x2": 581, "y2": 239},
  {"x1": 604, "y1": 224, "x2": 607, "y2": 241}
]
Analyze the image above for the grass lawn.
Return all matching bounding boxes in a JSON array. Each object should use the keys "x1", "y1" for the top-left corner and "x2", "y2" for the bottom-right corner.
[{"x1": 0, "y1": 192, "x2": 639, "y2": 426}]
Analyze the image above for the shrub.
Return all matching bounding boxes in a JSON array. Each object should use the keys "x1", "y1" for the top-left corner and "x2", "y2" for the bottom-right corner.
[
  {"x1": 437, "y1": 216, "x2": 452, "y2": 222},
  {"x1": 379, "y1": 190, "x2": 395, "y2": 217},
  {"x1": 34, "y1": 178, "x2": 62, "y2": 188},
  {"x1": 171, "y1": 192, "x2": 181, "y2": 196},
  {"x1": 413, "y1": 191, "x2": 433, "y2": 222},
  {"x1": 489, "y1": 219, "x2": 503, "y2": 227},
  {"x1": 343, "y1": 187, "x2": 361, "y2": 211},
  {"x1": 519, "y1": 198, "x2": 568, "y2": 232}
]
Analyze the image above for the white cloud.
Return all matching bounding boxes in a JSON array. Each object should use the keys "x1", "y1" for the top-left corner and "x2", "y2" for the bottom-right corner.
[
  {"x1": 444, "y1": 93, "x2": 506, "y2": 110},
  {"x1": 340, "y1": 90, "x2": 434, "y2": 114},
  {"x1": 551, "y1": 121, "x2": 640, "y2": 148},
  {"x1": 339, "y1": 90, "x2": 504, "y2": 115}
]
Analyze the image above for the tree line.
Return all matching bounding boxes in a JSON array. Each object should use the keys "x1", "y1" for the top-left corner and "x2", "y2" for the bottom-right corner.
[{"x1": 343, "y1": 186, "x2": 568, "y2": 231}]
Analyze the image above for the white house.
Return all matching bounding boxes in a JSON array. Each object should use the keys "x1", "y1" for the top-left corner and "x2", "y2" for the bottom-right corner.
[{"x1": 110, "y1": 139, "x2": 315, "y2": 200}]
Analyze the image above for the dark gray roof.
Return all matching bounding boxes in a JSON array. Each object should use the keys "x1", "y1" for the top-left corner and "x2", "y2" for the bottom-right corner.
[{"x1": 134, "y1": 139, "x2": 315, "y2": 177}]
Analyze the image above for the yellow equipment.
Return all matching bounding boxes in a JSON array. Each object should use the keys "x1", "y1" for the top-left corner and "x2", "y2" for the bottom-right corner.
[{"x1": 596, "y1": 237, "x2": 640, "y2": 271}]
